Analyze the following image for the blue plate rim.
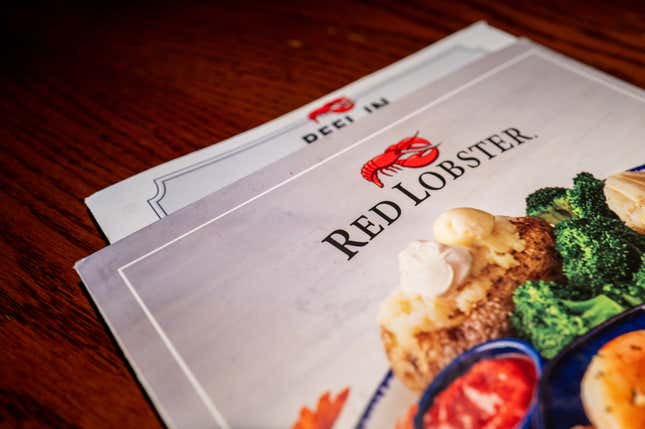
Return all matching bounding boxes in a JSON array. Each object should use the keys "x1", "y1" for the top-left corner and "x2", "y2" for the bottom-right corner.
[{"x1": 538, "y1": 304, "x2": 645, "y2": 427}]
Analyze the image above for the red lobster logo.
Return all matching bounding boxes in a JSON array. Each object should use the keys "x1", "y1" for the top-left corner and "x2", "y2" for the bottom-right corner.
[
  {"x1": 361, "y1": 133, "x2": 439, "y2": 188},
  {"x1": 308, "y1": 96, "x2": 354, "y2": 122}
]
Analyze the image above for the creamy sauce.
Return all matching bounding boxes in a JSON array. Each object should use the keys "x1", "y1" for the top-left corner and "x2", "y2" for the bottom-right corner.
[{"x1": 398, "y1": 241, "x2": 472, "y2": 298}]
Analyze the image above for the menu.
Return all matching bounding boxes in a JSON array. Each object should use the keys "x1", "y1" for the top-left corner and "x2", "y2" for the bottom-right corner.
[
  {"x1": 76, "y1": 40, "x2": 645, "y2": 429},
  {"x1": 84, "y1": 22, "x2": 514, "y2": 242}
]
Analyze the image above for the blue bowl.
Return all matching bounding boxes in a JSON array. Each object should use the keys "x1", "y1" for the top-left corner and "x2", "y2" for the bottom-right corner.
[
  {"x1": 414, "y1": 338, "x2": 542, "y2": 429},
  {"x1": 538, "y1": 305, "x2": 645, "y2": 429}
]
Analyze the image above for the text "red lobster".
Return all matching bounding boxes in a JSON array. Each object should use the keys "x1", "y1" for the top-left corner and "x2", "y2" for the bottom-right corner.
[
  {"x1": 361, "y1": 133, "x2": 439, "y2": 188},
  {"x1": 308, "y1": 97, "x2": 354, "y2": 122}
]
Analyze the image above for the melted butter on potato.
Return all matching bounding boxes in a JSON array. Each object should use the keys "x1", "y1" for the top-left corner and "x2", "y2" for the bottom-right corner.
[{"x1": 434, "y1": 208, "x2": 525, "y2": 273}]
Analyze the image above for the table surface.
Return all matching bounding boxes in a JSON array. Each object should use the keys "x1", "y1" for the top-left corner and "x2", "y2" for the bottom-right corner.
[{"x1": 2, "y1": 1, "x2": 644, "y2": 427}]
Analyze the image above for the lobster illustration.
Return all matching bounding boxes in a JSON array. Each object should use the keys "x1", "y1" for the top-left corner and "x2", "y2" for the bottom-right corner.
[
  {"x1": 361, "y1": 133, "x2": 439, "y2": 188},
  {"x1": 308, "y1": 96, "x2": 354, "y2": 122}
]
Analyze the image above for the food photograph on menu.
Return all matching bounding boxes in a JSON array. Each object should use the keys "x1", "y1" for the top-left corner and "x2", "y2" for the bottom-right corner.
[{"x1": 75, "y1": 41, "x2": 645, "y2": 429}]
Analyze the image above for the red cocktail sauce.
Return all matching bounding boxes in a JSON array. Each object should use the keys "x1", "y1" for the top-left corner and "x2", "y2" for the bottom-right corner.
[{"x1": 423, "y1": 356, "x2": 537, "y2": 429}]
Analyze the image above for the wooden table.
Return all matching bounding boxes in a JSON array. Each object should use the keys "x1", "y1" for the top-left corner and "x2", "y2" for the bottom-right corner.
[{"x1": 2, "y1": 1, "x2": 644, "y2": 426}]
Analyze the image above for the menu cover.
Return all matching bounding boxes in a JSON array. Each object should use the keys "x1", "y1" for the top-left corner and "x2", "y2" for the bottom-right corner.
[
  {"x1": 85, "y1": 21, "x2": 514, "y2": 243},
  {"x1": 76, "y1": 40, "x2": 645, "y2": 429}
]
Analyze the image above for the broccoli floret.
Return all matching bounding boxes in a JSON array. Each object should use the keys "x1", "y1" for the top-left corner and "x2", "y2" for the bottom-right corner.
[
  {"x1": 510, "y1": 281, "x2": 584, "y2": 358},
  {"x1": 510, "y1": 280, "x2": 625, "y2": 358},
  {"x1": 635, "y1": 254, "x2": 645, "y2": 289},
  {"x1": 524, "y1": 173, "x2": 614, "y2": 225},
  {"x1": 554, "y1": 216, "x2": 642, "y2": 294},
  {"x1": 525, "y1": 187, "x2": 572, "y2": 225},
  {"x1": 567, "y1": 172, "x2": 617, "y2": 220},
  {"x1": 603, "y1": 254, "x2": 645, "y2": 307}
]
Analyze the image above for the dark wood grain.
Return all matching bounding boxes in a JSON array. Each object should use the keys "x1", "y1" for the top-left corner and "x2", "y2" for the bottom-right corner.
[{"x1": 1, "y1": 0, "x2": 644, "y2": 427}]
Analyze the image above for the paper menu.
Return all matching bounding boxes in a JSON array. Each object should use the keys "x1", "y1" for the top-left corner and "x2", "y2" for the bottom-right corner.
[
  {"x1": 76, "y1": 40, "x2": 645, "y2": 429},
  {"x1": 85, "y1": 21, "x2": 515, "y2": 243}
]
